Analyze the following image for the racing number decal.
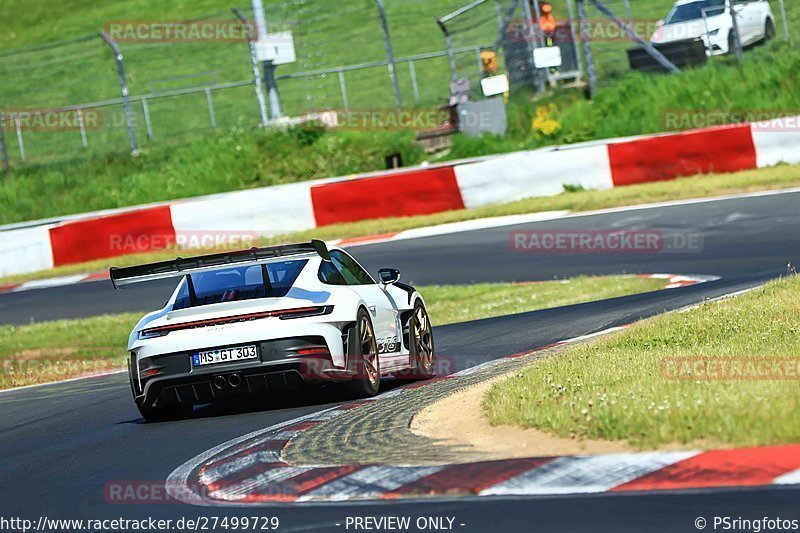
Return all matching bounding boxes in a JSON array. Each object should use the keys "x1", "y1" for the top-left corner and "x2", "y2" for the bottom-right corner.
[{"x1": 377, "y1": 336, "x2": 399, "y2": 354}]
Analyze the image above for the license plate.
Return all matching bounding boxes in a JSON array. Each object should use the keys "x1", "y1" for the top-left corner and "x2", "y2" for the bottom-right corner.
[{"x1": 192, "y1": 345, "x2": 258, "y2": 367}]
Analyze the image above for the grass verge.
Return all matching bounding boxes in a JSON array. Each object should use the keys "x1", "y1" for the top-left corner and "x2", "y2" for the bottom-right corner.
[
  {"x1": 2, "y1": 162, "x2": 799, "y2": 285},
  {"x1": 1, "y1": 33, "x2": 798, "y2": 222},
  {"x1": 0, "y1": 275, "x2": 666, "y2": 390},
  {"x1": 484, "y1": 275, "x2": 800, "y2": 449}
]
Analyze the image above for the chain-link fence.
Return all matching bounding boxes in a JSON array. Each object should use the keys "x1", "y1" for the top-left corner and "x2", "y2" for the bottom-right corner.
[
  {"x1": 0, "y1": 0, "x2": 496, "y2": 166},
  {"x1": 0, "y1": 0, "x2": 797, "y2": 168}
]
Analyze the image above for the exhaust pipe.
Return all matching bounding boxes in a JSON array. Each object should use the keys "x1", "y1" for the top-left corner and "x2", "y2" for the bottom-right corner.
[
  {"x1": 228, "y1": 374, "x2": 243, "y2": 389},
  {"x1": 212, "y1": 375, "x2": 228, "y2": 390}
]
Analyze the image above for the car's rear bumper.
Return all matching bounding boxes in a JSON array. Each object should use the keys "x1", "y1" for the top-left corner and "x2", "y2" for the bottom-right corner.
[{"x1": 130, "y1": 335, "x2": 347, "y2": 408}]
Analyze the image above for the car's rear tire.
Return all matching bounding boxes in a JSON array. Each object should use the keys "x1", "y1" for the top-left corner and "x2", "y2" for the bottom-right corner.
[
  {"x1": 136, "y1": 401, "x2": 191, "y2": 422},
  {"x1": 343, "y1": 308, "x2": 381, "y2": 398},
  {"x1": 397, "y1": 301, "x2": 435, "y2": 381}
]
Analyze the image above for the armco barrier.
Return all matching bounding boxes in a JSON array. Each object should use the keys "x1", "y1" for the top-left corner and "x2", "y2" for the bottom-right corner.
[
  {"x1": 1, "y1": 117, "x2": 798, "y2": 277},
  {"x1": 170, "y1": 181, "x2": 317, "y2": 241},
  {"x1": 0, "y1": 225, "x2": 55, "y2": 276},
  {"x1": 49, "y1": 205, "x2": 175, "y2": 267},
  {"x1": 311, "y1": 166, "x2": 464, "y2": 226},
  {"x1": 607, "y1": 124, "x2": 758, "y2": 186},
  {"x1": 454, "y1": 144, "x2": 614, "y2": 209}
]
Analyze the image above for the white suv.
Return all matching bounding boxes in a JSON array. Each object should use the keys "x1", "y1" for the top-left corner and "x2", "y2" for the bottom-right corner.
[{"x1": 650, "y1": 0, "x2": 775, "y2": 55}]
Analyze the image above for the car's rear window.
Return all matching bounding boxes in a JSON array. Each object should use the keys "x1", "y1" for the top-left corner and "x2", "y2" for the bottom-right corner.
[
  {"x1": 173, "y1": 259, "x2": 308, "y2": 310},
  {"x1": 665, "y1": 0, "x2": 725, "y2": 24}
]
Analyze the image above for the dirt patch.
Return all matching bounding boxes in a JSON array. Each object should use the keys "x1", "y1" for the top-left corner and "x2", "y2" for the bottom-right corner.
[{"x1": 410, "y1": 374, "x2": 700, "y2": 458}]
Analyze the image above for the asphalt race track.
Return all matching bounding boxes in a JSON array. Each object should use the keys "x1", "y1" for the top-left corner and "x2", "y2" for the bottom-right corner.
[
  {"x1": 1, "y1": 190, "x2": 799, "y2": 532},
  {"x1": 0, "y1": 191, "x2": 797, "y2": 324}
]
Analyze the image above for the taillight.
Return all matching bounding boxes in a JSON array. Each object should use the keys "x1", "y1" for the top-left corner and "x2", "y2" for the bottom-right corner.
[
  {"x1": 139, "y1": 329, "x2": 169, "y2": 340},
  {"x1": 139, "y1": 306, "x2": 333, "y2": 338},
  {"x1": 278, "y1": 306, "x2": 333, "y2": 320},
  {"x1": 296, "y1": 347, "x2": 331, "y2": 356}
]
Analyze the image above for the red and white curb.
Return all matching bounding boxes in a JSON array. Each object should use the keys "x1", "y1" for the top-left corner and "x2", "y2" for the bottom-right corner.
[
  {"x1": 3, "y1": 115, "x2": 799, "y2": 277},
  {"x1": 639, "y1": 273, "x2": 720, "y2": 288},
  {"x1": 165, "y1": 317, "x2": 796, "y2": 507},
  {"x1": 166, "y1": 396, "x2": 800, "y2": 505}
]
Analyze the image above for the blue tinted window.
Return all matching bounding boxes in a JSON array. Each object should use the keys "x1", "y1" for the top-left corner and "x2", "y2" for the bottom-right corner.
[{"x1": 173, "y1": 260, "x2": 308, "y2": 309}]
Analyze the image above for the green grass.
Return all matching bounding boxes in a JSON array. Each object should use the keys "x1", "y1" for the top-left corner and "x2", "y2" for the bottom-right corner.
[
  {"x1": 0, "y1": 313, "x2": 140, "y2": 389},
  {"x1": 0, "y1": 0, "x2": 797, "y2": 195},
  {"x1": 0, "y1": 275, "x2": 665, "y2": 389},
  {"x1": 2, "y1": 161, "x2": 798, "y2": 286},
  {"x1": 0, "y1": 0, "x2": 498, "y2": 164},
  {"x1": 0, "y1": 127, "x2": 426, "y2": 224},
  {"x1": 484, "y1": 275, "x2": 800, "y2": 449},
  {"x1": 3, "y1": 38, "x2": 800, "y2": 225},
  {"x1": 423, "y1": 276, "x2": 666, "y2": 326}
]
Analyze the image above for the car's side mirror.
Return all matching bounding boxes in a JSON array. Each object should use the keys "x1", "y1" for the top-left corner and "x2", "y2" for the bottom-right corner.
[
  {"x1": 378, "y1": 268, "x2": 400, "y2": 285},
  {"x1": 656, "y1": 19, "x2": 665, "y2": 27}
]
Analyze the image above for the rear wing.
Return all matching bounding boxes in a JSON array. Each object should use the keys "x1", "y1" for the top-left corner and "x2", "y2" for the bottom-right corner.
[{"x1": 109, "y1": 240, "x2": 331, "y2": 289}]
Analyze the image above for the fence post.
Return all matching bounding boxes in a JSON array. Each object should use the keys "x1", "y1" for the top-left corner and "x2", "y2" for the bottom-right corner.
[
  {"x1": 729, "y1": 1, "x2": 744, "y2": 60},
  {"x1": 232, "y1": 7, "x2": 269, "y2": 127},
  {"x1": 338, "y1": 70, "x2": 350, "y2": 112},
  {"x1": 576, "y1": 0, "x2": 597, "y2": 97},
  {"x1": 623, "y1": 0, "x2": 633, "y2": 28},
  {"x1": 205, "y1": 88, "x2": 217, "y2": 129},
  {"x1": 76, "y1": 108, "x2": 89, "y2": 149},
  {"x1": 566, "y1": 0, "x2": 584, "y2": 80},
  {"x1": 14, "y1": 114, "x2": 25, "y2": 162},
  {"x1": 493, "y1": 0, "x2": 504, "y2": 33},
  {"x1": 252, "y1": 0, "x2": 284, "y2": 119},
  {"x1": 99, "y1": 32, "x2": 138, "y2": 154},
  {"x1": 141, "y1": 98, "x2": 154, "y2": 140},
  {"x1": 0, "y1": 114, "x2": 9, "y2": 173},
  {"x1": 521, "y1": 0, "x2": 546, "y2": 92},
  {"x1": 438, "y1": 21, "x2": 459, "y2": 82},
  {"x1": 409, "y1": 60, "x2": 420, "y2": 102},
  {"x1": 777, "y1": 0, "x2": 789, "y2": 41},
  {"x1": 375, "y1": 0, "x2": 403, "y2": 110}
]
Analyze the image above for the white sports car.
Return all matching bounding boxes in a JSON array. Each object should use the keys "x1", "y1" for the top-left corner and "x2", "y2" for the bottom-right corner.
[
  {"x1": 111, "y1": 241, "x2": 435, "y2": 421},
  {"x1": 650, "y1": 0, "x2": 775, "y2": 55}
]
